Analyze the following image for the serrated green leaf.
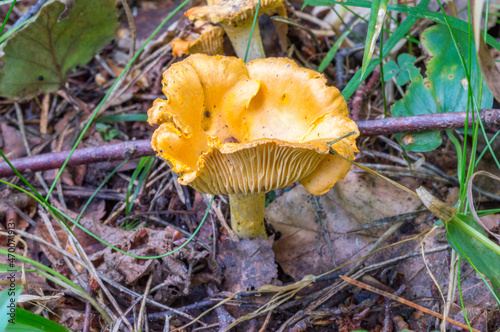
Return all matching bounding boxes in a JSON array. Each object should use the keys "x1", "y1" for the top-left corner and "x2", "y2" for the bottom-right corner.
[
  {"x1": 5, "y1": 308, "x2": 70, "y2": 332},
  {"x1": 0, "y1": 0, "x2": 117, "y2": 100},
  {"x1": 447, "y1": 214, "x2": 500, "y2": 300},
  {"x1": 0, "y1": 286, "x2": 22, "y2": 331},
  {"x1": 383, "y1": 60, "x2": 399, "y2": 81},
  {"x1": 391, "y1": 25, "x2": 493, "y2": 152}
]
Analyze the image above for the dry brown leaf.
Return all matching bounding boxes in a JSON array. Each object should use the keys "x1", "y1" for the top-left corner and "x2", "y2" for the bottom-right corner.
[
  {"x1": 219, "y1": 236, "x2": 277, "y2": 293},
  {"x1": 265, "y1": 169, "x2": 422, "y2": 280},
  {"x1": 0, "y1": 122, "x2": 26, "y2": 159},
  {"x1": 81, "y1": 215, "x2": 219, "y2": 303}
]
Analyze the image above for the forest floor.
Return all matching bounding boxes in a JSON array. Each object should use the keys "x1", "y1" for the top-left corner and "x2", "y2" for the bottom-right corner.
[{"x1": 0, "y1": 0, "x2": 499, "y2": 331}]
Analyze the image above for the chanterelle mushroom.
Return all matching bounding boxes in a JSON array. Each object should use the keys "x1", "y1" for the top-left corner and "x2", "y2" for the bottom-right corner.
[
  {"x1": 171, "y1": 21, "x2": 224, "y2": 57},
  {"x1": 148, "y1": 54, "x2": 359, "y2": 239},
  {"x1": 185, "y1": 0, "x2": 284, "y2": 61}
]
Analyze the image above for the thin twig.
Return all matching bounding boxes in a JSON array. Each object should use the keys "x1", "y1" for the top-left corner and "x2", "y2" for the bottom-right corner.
[
  {"x1": 10, "y1": 0, "x2": 48, "y2": 29},
  {"x1": 340, "y1": 275, "x2": 480, "y2": 332},
  {"x1": 1, "y1": 110, "x2": 498, "y2": 178}
]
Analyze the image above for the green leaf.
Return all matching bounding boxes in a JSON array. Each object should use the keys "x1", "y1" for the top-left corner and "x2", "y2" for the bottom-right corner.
[
  {"x1": 0, "y1": 0, "x2": 117, "y2": 100},
  {"x1": 391, "y1": 24, "x2": 493, "y2": 152},
  {"x1": 397, "y1": 53, "x2": 416, "y2": 68},
  {"x1": 361, "y1": 0, "x2": 389, "y2": 78},
  {"x1": 447, "y1": 214, "x2": 500, "y2": 300},
  {"x1": 305, "y1": 0, "x2": 500, "y2": 52},
  {"x1": 95, "y1": 123, "x2": 111, "y2": 133},
  {"x1": 382, "y1": 60, "x2": 399, "y2": 81},
  {"x1": 0, "y1": 286, "x2": 22, "y2": 331},
  {"x1": 106, "y1": 129, "x2": 120, "y2": 141},
  {"x1": 341, "y1": 0, "x2": 431, "y2": 100},
  {"x1": 5, "y1": 308, "x2": 70, "y2": 332},
  {"x1": 395, "y1": 69, "x2": 410, "y2": 86}
]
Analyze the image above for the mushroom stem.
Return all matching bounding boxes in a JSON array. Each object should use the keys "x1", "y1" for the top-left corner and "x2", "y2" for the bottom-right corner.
[
  {"x1": 222, "y1": 20, "x2": 266, "y2": 61},
  {"x1": 229, "y1": 192, "x2": 267, "y2": 239}
]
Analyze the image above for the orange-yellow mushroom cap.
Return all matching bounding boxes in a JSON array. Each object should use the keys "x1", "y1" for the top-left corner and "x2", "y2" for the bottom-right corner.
[
  {"x1": 171, "y1": 22, "x2": 224, "y2": 57},
  {"x1": 185, "y1": 0, "x2": 284, "y2": 25},
  {"x1": 148, "y1": 54, "x2": 359, "y2": 196}
]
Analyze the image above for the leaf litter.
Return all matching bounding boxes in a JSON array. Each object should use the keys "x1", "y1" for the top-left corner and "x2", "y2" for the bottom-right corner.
[{"x1": 0, "y1": 0, "x2": 499, "y2": 331}]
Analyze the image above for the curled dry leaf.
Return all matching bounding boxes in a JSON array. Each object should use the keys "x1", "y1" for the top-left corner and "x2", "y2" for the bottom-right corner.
[
  {"x1": 81, "y1": 216, "x2": 219, "y2": 303},
  {"x1": 265, "y1": 170, "x2": 422, "y2": 280},
  {"x1": 218, "y1": 236, "x2": 277, "y2": 293}
]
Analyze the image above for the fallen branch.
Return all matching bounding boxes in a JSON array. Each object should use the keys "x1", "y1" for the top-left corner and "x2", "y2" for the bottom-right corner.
[{"x1": 0, "y1": 110, "x2": 498, "y2": 178}]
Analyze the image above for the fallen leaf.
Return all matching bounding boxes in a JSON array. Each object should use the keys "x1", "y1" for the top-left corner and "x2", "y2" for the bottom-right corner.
[
  {"x1": 54, "y1": 308, "x2": 85, "y2": 331},
  {"x1": 0, "y1": 122, "x2": 26, "y2": 159},
  {"x1": 82, "y1": 216, "x2": 219, "y2": 303},
  {"x1": 265, "y1": 169, "x2": 421, "y2": 280},
  {"x1": 218, "y1": 236, "x2": 278, "y2": 293},
  {"x1": 0, "y1": 0, "x2": 118, "y2": 99}
]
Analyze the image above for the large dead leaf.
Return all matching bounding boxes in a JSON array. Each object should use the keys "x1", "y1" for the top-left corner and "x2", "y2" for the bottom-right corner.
[
  {"x1": 265, "y1": 169, "x2": 422, "y2": 280},
  {"x1": 82, "y1": 217, "x2": 219, "y2": 304},
  {"x1": 0, "y1": 0, "x2": 117, "y2": 100},
  {"x1": 219, "y1": 237, "x2": 278, "y2": 293}
]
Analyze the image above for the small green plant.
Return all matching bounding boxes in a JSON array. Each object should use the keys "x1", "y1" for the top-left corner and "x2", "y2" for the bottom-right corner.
[
  {"x1": 383, "y1": 53, "x2": 416, "y2": 86},
  {"x1": 119, "y1": 219, "x2": 143, "y2": 230},
  {"x1": 391, "y1": 25, "x2": 493, "y2": 152},
  {"x1": 95, "y1": 123, "x2": 120, "y2": 141}
]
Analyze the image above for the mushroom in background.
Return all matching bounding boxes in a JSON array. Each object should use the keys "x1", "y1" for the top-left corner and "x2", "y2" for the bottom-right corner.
[
  {"x1": 171, "y1": 21, "x2": 225, "y2": 57},
  {"x1": 148, "y1": 54, "x2": 359, "y2": 239},
  {"x1": 185, "y1": 0, "x2": 285, "y2": 61}
]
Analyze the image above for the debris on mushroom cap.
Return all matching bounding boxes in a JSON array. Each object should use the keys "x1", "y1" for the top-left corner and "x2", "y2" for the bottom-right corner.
[
  {"x1": 171, "y1": 21, "x2": 224, "y2": 57},
  {"x1": 148, "y1": 54, "x2": 359, "y2": 196},
  {"x1": 185, "y1": 0, "x2": 284, "y2": 25}
]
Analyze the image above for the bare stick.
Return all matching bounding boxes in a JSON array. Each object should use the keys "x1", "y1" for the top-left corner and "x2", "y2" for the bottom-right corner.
[{"x1": 0, "y1": 110, "x2": 498, "y2": 178}]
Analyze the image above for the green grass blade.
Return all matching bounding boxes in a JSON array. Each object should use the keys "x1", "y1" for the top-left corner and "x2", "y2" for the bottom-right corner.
[
  {"x1": 126, "y1": 157, "x2": 148, "y2": 215},
  {"x1": 96, "y1": 113, "x2": 148, "y2": 123},
  {"x1": 75, "y1": 160, "x2": 127, "y2": 224},
  {"x1": 0, "y1": 0, "x2": 16, "y2": 36},
  {"x1": 342, "y1": 0, "x2": 430, "y2": 99},
  {"x1": 244, "y1": 0, "x2": 261, "y2": 63},
  {"x1": 0, "y1": 286, "x2": 22, "y2": 331},
  {"x1": 318, "y1": 29, "x2": 350, "y2": 72},
  {"x1": 0, "y1": 263, "x2": 35, "y2": 273},
  {"x1": 128, "y1": 156, "x2": 154, "y2": 215},
  {"x1": 361, "y1": 0, "x2": 389, "y2": 78},
  {"x1": 306, "y1": 0, "x2": 500, "y2": 51},
  {"x1": 0, "y1": 174, "x2": 214, "y2": 260},
  {"x1": 456, "y1": 258, "x2": 474, "y2": 330},
  {"x1": 5, "y1": 308, "x2": 70, "y2": 332}
]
